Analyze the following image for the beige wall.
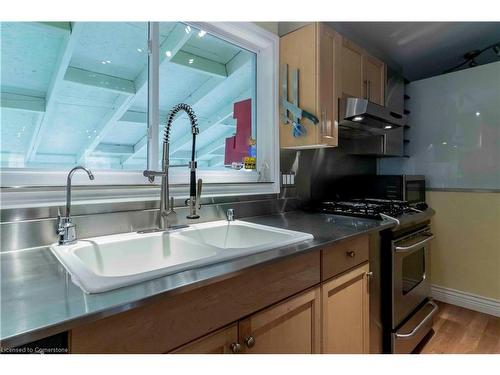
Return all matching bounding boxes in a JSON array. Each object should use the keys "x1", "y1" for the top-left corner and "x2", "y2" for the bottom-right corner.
[{"x1": 427, "y1": 191, "x2": 500, "y2": 300}]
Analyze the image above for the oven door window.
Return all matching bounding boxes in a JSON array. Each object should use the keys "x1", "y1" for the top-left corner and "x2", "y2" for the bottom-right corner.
[{"x1": 401, "y1": 248, "x2": 425, "y2": 295}]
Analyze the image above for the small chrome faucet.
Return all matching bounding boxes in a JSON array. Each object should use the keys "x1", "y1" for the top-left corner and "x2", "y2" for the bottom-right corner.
[
  {"x1": 143, "y1": 103, "x2": 203, "y2": 230},
  {"x1": 226, "y1": 208, "x2": 235, "y2": 222},
  {"x1": 57, "y1": 166, "x2": 94, "y2": 245}
]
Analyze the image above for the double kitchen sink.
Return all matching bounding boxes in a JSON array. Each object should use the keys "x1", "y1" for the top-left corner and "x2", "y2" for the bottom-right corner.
[{"x1": 50, "y1": 220, "x2": 313, "y2": 293}]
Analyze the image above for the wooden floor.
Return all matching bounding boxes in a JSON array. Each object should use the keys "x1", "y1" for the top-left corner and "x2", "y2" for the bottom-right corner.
[{"x1": 417, "y1": 301, "x2": 500, "y2": 354}]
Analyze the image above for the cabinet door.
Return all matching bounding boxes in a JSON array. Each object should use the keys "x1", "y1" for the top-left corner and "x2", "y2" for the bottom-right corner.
[
  {"x1": 322, "y1": 263, "x2": 370, "y2": 354},
  {"x1": 279, "y1": 23, "x2": 319, "y2": 148},
  {"x1": 317, "y1": 23, "x2": 338, "y2": 146},
  {"x1": 238, "y1": 288, "x2": 321, "y2": 354},
  {"x1": 171, "y1": 324, "x2": 238, "y2": 354},
  {"x1": 363, "y1": 54, "x2": 385, "y2": 105},
  {"x1": 339, "y1": 37, "x2": 364, "y2": 99}
]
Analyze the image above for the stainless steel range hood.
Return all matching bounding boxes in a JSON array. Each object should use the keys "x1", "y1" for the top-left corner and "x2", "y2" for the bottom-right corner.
[{"x1": 339, "y1": 97, "x2": 406, "y2": 133}]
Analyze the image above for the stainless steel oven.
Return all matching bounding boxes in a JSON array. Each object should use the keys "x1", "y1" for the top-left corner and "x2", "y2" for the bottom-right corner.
[{"x1": 390, "y1": 225, "x2": 439, "y2": 353}]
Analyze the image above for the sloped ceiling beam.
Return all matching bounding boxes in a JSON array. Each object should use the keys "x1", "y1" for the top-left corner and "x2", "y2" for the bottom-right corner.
[
  {"x1": 78, "y1": 23, "x2": 193, "y2": 164},
  {"x1": 94, "y1": 143, "x2": 134, "y2": 155},
  {"x1": 26, "y1": 22, "x2": 84, "y2": 162},
  {"x1": 64, "y1": 67, "x2": 136, "y2": 95},
  {"x1": 37, "y1": 22, "x2": 72, "y2": 33},
  {"x1": 170, "y1": 51, "x2": 227, "y2": 78},
  {"x1": 0, "y1": 92, "x2": 45, "y2": 113},
  {"x1": 119, "y1": 110, "x2": 169, "y2": 125}
]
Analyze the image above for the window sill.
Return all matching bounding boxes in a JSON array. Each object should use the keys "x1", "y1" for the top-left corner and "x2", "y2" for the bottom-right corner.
[{"x1": 0, "y1": 181, "x2": 278, "y2": 210}]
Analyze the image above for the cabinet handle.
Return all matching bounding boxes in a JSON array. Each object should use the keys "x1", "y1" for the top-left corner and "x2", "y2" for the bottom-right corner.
[
  {"x1": 363, "y1": 80, "x2": 368, "y2": 99},
  {"x1": 368, "y1": 80, "x2": 372, "y2": 101},
  {"x1": 346, "y1": 250, "x2": 356, "y2": 258},
  {"x1": 321, "y1": 108, "x2": 327, "y2": 136},
  {"x1": 230, "y1": 342, "x2": 242, "y2": 353},
  {"x1": 244, "y1": 336, "x2": 256, "y2": 348}
]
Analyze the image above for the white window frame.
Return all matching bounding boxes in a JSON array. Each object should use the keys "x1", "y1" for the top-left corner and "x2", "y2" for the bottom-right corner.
[{"x1": 0, "y1": 22, "x2": 280, "y2": 204}]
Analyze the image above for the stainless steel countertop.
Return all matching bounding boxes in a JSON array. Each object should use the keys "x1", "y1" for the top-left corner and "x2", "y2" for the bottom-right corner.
[{"x1": 0, "y1": 211, "x2": 394, "y2": 348}]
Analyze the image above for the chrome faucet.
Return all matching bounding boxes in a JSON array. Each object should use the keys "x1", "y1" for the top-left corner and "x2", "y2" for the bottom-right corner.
[
  {"x1": 57, "y1": 166, "x2": 94, "y2": 245},
  {"x1": 143, "y1": 103, "x2": 203, "y2": 230},
  {"x1": 226, "y1": 208, "x2": 235, "y2": 222}
]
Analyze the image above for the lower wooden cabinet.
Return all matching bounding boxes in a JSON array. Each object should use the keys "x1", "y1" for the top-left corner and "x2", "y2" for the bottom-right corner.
[
  {"x1": 70, "y1": 244, "x2": 370, "y2": 354},
  {"x1": 171, "y1": 324, "x2": 238, "y2": 354},
  {"x1": 170, "y1": 288, "x2": 321, "y2": 354},
  {"x1": 239, "y1": 287, "x2": 321, "y2": 354},
  {"x1": 322, "y1": 262, "x2": 370, "y2": 353}
]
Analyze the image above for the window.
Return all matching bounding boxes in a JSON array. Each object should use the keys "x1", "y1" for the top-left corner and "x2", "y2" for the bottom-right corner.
[
  {"x1": 156, "y1": 22, "x2": 256, "y2": 171},
  {"x1": 1, "y1": 22, "x2": 149, "y2": 170},
  {"x1": 1, "y1": 22, "x2": 279, "y2": 199}
]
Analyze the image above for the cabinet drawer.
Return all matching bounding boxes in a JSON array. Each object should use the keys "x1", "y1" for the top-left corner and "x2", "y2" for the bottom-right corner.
[{"x1": 322, "y1": 235, "x2": 369, "y2": 281}]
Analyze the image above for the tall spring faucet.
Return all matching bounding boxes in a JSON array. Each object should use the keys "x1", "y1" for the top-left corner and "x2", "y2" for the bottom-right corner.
[
  {"x1": 57, "y1": 166, "x2": 94, "y2": 245},
  {"x1": 143, "y1": 103, "x2": 203, "y2": 230}
]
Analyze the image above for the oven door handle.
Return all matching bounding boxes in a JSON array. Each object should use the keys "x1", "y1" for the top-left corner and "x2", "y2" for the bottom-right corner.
[
  {"x1": 395, "y1": 300, "x2": 439, "y2": 339},
  {"x1": 395, "y1": 233, "x2": 435, "y2": 253}
]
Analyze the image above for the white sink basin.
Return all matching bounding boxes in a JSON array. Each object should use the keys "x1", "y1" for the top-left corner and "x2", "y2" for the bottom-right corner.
[
  {"x1": 177, "y1": 220, "x2": 313, "y2": 252},
  {"x1": 50, "y1": 220, "x2": 313, "y2": 294}
]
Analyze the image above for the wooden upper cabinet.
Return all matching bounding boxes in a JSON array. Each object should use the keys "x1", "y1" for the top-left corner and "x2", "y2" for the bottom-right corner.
[
  {"x1": 238, "y1": 287, "x2": 321, "y2": 354},
  {"x1": 338, "y1": 35, "x2": 386, "y2": 105},
  {"x1": 318, "y1": 23, "x2": 339, "y2": 145},
  {"x1": 363, "y1": 54, "x2": 385, "y2": 105},
  {"x1": 339, "y1": 37, "x2": 364, "y2": 99},
  {"x1": 322, "y1": 263, "x2": 370, "y2": 354},
  {"x1": 280, "y1": 23, "x2": 338, "y2": 149},
  {"x1": 170, "y1": 324, "x2": 238, "y2": 354}
]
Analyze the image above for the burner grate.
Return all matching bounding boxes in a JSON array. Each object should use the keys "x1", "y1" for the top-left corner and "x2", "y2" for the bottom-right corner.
[{"x1": 315, "y1": 199, "x2": 412, "y2": 220}]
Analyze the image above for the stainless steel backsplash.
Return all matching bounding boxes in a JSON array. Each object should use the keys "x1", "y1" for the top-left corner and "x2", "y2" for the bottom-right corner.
[{"x1": 280, "y1": 148, "x2": 376, "y2": 201}]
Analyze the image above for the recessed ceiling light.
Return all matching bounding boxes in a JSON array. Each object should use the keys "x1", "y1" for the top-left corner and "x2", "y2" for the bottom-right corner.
[
  {"x1": 106, "y1": 60, "x2": 111, "y2": 64},
  {"x1": 475, "y1": 111, "x2": 480, "y2": 117},
  {"x1": 384, "y1": 125, "x2": 393, "y2": 129},
  {"x1": 442, "y1": 141, "x2": 447, "y2": 145},
  {"x1": 137, "y1": 48, "x2": 143, "y2": 53},
  {"x1": 165, "y1": 50, "x2": 172, "y2": 57},
  {"x1": 353, "y1": 116, "x2": 364, "y2": 121},
  {"x1": 198, "y1": 30, "x2": 206, "y2": 37}
]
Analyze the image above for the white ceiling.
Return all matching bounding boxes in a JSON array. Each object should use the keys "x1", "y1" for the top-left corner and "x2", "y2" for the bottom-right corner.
[{"x1": 328, "y1": 22, "x2": 500, "y2": 81}]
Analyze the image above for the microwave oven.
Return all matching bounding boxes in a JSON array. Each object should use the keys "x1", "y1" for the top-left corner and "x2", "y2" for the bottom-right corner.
[{"x1": 371, "y1": 175, "x2": 426, "y2": 204}]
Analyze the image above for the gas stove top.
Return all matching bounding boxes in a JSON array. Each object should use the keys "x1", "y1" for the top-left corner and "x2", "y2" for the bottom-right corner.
[{"x1": 313, "y1": 198, "x2": 427, "y2": 221}]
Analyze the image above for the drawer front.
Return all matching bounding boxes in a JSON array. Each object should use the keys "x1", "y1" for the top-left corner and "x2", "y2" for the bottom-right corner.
[{"x1": 322, "y1": 235, "x2": 369, "y2": 281}]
